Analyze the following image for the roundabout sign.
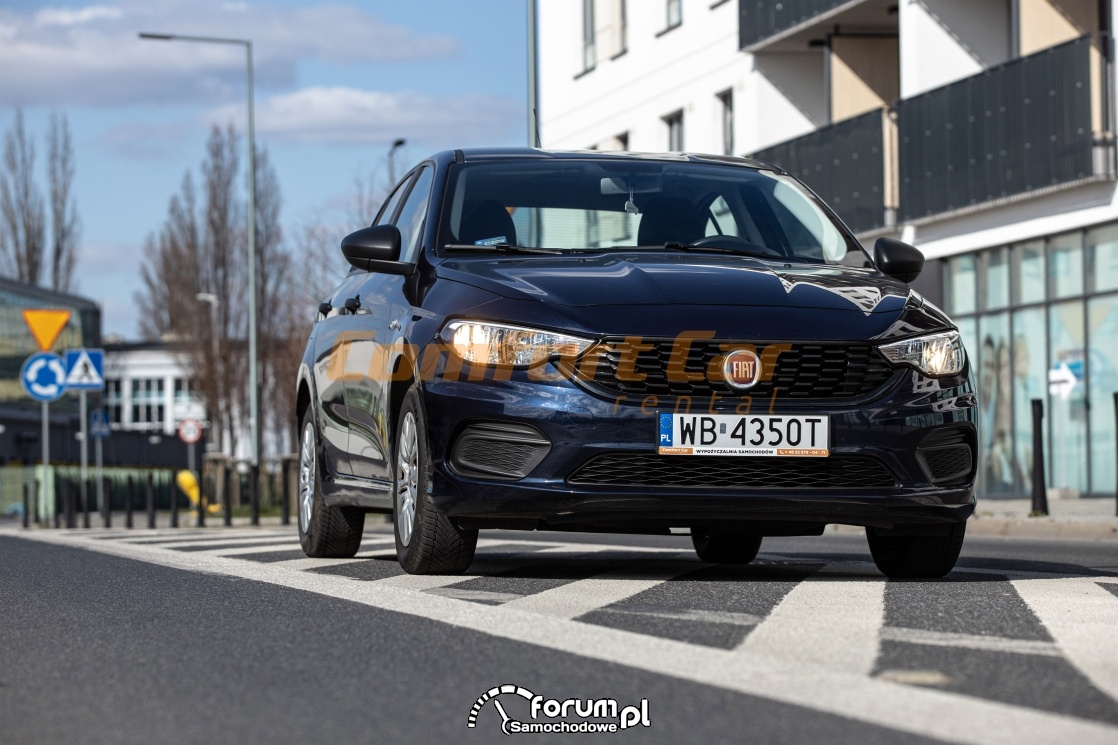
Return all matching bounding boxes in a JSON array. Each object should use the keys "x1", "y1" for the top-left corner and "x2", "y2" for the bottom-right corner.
[{"x1": 20, "y1": 352, "x2": 68, "y2": 402}]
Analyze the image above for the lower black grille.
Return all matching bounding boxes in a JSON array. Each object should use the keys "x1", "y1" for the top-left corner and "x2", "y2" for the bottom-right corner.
[
  {"x1": 568, "y1": 453, "x2": 896, "y2": 489},
  {"x1": 916, "y1": 428, "x2": 975, "y2": 484},
  {"x1": 450, "y1": 422, "x2": 551, "y2": 480},
  {"x1": 576, "y1": 338, "x2": 894, "y2": 400}
]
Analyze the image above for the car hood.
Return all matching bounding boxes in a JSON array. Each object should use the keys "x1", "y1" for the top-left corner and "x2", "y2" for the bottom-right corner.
[
  {"x1": 434, "y1": 253, "x2": 952, "y2": 342},
  {"x1": 437, "y1": 253, "x2": 909, "y2": 314}
]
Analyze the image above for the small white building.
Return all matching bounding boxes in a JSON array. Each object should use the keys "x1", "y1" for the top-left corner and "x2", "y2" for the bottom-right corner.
[
  {"x1": 102, "y1": 341, "x2": 205, "y2": 437},
  {"x1": 537, "y1": 0, "x2": 1118, "y2": 499}
]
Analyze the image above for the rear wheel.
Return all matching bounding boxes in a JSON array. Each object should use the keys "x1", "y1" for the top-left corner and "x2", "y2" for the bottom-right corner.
[
  {"x1": 394, "y1": 388, "x2": 477, "y2": 575},
  {"x1": 298, "y1": 411, "x2": 364, "y2": 558},
  {"x1": 866, "y1": 523, "x2": 966, "y2": 579},
  {"x1": 691, "y1": 530, "x2": 763, "y2": 564}
]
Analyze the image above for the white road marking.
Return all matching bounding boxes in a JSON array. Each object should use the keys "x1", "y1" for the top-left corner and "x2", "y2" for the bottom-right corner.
[
  {"x1": 734, "y1": 571, "x2": 886, "y2": 677},
  {"x1": 499, "y1": 557, "x2": 698, "y2": 620},
  {"x1": 598, "y1": 606, "x2": 763, "y2": 627},
  {"x1": 425, "y1": 587, "x2": 525, "y2": 603},
  {"x1": 1013, "y1": 578, "x2": 1118, "y2": 702},
  {"x1": 202, "y1": 536, "x2": 396, "y2": 558},
  {"x1": 879, "y1": 627, "x2": 1062, "y2": 657},
  {"x1": 135, "y1": 535, "x2": 302, "y2": 550},
  {"x1": 11, "y1": 531, "x2": 1118, "y2": 745}
]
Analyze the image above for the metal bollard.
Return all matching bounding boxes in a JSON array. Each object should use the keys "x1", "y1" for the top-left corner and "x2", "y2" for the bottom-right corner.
[
  {"x1": 54, "y1": 480, "x2": 61, "y2": 529},
  {"x1": 170, "y1": 474, "x2": 179, "y2": 529},
  {"x1": 82, "y1": 478, "x2": 91, "y2": 529},
  {"x1": 1030, "y1": 399, "x2": 1049, "y2": 517},
  {"x1": 281, "y1": 459, "x2": 291, "y2": 526},
  {"x1": 33, "y1": 479, "x2": 40, "y2": 526},
  {"x1": 65, "y1": 480, "x2": 77, "y2": 529},
  {"x1": 146, "y1": 472, "x2": 155, "y2": 529},
  {"x1": 197, "y1": 470, "x2": 206, "y2": 529},
  {"x1": 22, "y1": 483, "x2": 30, "y2": 529},
  {"x1": 1114, "y1": 392, "x2": 1118, "y2": 518},
  {"x1": 126, "y1": 476, "x2": 134, "y2": 529},
  {"x1": 223, "y1": 466, "x2": 232, "y2": 527},
  {"x1": 102, "y1": 476, "x2": 111, "y2": 529},
  {"x1": 250, "y1": 468, "x2": 260, "y2": 526}
]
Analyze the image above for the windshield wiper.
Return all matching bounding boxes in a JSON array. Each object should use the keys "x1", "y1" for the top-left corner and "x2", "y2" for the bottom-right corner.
[
  {"x1": 443, "y1": 243, "x2": 566, "y2": 255},
  {"x1": 663, "y1": 242, "x2": 815, "y2": 263}
]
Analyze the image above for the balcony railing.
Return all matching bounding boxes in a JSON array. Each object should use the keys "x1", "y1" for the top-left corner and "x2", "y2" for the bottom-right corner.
[
  {"x1": 739, "y1": 0, "x2": 850, "y2": 51},
  {"x1": 897, "y1": 35, "x2": 1113, "y2": 222},
  {"x1": 749, "y1": 107, "x2": 897, "y2": 235}
]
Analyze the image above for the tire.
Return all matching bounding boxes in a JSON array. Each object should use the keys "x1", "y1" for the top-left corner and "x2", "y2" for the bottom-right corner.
[
  {"x1": 691, "y1": 530, "x2": 763, "y2": 564},
  {"x1": 866, "y1": 522, "x2": 966, "y2": 579},
  {"x1": 297, "y1": 410, "x2": 364, "y2": 558},
  {"x1": 394, "y1": 388, "x2": 477, "y2": 575}
]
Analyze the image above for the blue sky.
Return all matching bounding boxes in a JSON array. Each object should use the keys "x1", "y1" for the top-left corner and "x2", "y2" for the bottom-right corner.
[{"x1": 1, "y1": 0, "x2": 529, "y2": 337}]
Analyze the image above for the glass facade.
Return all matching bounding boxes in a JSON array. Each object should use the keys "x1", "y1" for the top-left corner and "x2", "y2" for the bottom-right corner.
[{"x1": 945, "y1": 226, "x2": 1118, "y2": 497}]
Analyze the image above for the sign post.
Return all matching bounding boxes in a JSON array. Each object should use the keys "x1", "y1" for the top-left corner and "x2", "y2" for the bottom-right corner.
[
  {"x1": 91, "y1": 409, "x2": 111, "y2": 526},
  {"x1": 21, "y1": 309, "x2": 72, "y2": 522},
  {"x1": 65, "y1": 349, "x2": 105, "y2": 530},
  {"x1": 178, "y1": 418, "x2": 203, "y2": 526}
]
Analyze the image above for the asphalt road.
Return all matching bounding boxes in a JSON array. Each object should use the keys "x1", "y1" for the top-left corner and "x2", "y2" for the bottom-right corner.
[{"x1": 1, "y1": 524, "x2": 1116, "y2": 744}]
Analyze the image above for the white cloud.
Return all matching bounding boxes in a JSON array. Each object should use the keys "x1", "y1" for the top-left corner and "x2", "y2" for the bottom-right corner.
[
  {"x1": 0, "y1": 1, "x2": 459, "y2": 107},
  {"x1": 209, "y1": 86, "x2": 524, "y2": 146}
]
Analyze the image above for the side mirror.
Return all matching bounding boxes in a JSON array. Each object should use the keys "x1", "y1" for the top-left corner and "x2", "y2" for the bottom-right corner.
[
  {"x1": 341, "y1": 225, "x2": 411, "y2": 274},
  {"x1": 874, "y1": 237, "x2": 924, "y2": 283}
]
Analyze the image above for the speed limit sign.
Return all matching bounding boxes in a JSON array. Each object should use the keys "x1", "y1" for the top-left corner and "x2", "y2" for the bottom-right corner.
[{"x1": 178, "y1": 418, "x2": 203, "y2": 445}]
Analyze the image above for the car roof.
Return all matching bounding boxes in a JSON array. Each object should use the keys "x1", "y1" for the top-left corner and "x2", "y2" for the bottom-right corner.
[{"x1": 443, "y1": 147, "x2": 784, "y2": 174}]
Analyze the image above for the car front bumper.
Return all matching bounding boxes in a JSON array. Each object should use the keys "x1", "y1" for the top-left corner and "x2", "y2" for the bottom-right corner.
[{"x1": 420, "y1": 363, "x2": 978, "y2": 535}]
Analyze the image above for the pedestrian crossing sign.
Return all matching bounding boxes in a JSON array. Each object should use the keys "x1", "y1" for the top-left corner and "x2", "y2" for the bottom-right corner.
[{"x1": 64, "y1": 349, "x2": 105, "y2": 390}]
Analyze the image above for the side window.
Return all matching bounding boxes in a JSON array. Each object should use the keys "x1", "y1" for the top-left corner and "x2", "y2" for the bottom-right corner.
[
  {"x1": 393, "y1": 165, "x2": 435, "y2": 263},
  {"x1": 373, "y1": 176, "x2": 412, "y2": 226}
]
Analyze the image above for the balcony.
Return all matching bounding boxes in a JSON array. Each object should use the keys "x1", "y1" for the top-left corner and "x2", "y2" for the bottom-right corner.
[
  {"x1": 897, "y1": 34, "x2": 1114, "y2": 223},
  {"x1": 739, "y1": 0, "x2": 895, "y2": 53},
  {"x1": 750, "y1": 107, "x2": 897, "y2": 235}
]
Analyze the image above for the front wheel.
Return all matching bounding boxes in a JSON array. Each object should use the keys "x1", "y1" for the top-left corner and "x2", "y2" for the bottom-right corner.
[
  {"x1": 866, "y1": 523, "x2": 966, "y2": 579},
  {"x1": 394, "y1": 388, "x2": 477, "y2": 575},
  {"x1": 691, "y1": 530, "x2": 763, "y2": 564},
  {"x1": 297, "y1": 411, "x2": 364, "y2": 558}
]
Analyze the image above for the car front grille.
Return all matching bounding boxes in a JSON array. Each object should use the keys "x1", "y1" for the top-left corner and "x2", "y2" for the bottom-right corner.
[
  {"x1": 575, "y1": 339, "x2": 894, "y2": 400},
  {"x1": 915, "y1": 427, "x2": 975, "y2": 485},
  {"x1": 568, "y1": 453, "x2": 897, "y2": 489}
]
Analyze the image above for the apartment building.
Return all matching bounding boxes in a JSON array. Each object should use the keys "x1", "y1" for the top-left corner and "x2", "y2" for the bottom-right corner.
[{"x1": 537, "y1": 0, "x2": 1118, "y2": 499}]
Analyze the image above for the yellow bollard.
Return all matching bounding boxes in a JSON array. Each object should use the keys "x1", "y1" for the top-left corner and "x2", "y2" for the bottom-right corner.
[{"x1": 176, "y1": 470, "x2": 221, "y2": 515}]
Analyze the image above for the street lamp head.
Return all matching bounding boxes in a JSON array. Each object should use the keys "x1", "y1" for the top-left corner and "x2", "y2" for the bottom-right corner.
[
  {"x1": 392, "y1": 138, "x2": 406, "y2": 149},
  {"x1": 196, "y1": 292, "x2": 218, "y2": 305},
  {"x1": 139, "y1": 32, "x2": 174, "y2": 40}
]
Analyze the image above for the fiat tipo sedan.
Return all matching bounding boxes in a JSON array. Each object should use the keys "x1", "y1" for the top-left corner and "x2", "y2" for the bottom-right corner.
[{"x1": 295, "y1": 149, "x2": 977, "y2": 578}]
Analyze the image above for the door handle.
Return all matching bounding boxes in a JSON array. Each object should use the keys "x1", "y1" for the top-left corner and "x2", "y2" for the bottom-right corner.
[{"x1": 344, "y1": 295, "x2": 361, "y2": 314}]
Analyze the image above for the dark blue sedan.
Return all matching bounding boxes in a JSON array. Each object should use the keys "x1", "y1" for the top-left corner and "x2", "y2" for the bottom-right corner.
[{"x1": 295, "y1": 149, "x2": 977, "y2": 578}]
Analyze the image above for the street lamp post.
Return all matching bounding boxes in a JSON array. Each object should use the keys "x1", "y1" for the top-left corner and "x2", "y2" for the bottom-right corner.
[
  {"x1": 387, "y1": 138, "x2": 406, "y2": 185},
  {"x1": 195, "y1": 292, "x2": 221, "y2": 448},
  {"x1": 140, "y1": 32, "x2": 261, "y2": 524}
]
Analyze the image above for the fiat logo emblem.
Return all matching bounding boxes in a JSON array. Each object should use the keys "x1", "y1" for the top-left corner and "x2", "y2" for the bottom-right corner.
[{"x1": 722, "y1": 349, "x2": 762, "y2": 390}]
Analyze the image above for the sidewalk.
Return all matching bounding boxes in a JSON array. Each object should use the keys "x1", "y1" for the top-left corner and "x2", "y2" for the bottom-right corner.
[{"x1": 967, "y1": 497, "x2": 1118, "y2": 540}]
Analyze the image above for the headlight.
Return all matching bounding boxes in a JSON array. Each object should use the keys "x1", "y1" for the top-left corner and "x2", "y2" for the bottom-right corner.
[
  {"x1": 878, "y1": 330, "x2": 965, "y2": 377},
  {"x1": 439, "y1": 320, "x2": 593, "y2": 368}
]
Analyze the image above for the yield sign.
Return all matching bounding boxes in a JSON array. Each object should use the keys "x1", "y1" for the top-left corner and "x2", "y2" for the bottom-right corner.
[{"x1": 22, "y1": 309, "x2": 72, "y2": 351}]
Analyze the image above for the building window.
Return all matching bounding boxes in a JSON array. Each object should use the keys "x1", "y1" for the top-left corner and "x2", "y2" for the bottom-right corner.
[
  {"x1": 667, "y1": 0, "x2": 682, "y2": 29},
  {"x1": 582, "y1": 0, "x2": 596, "y2": 72},
  {"x1": 717, "y1": 89, "x2": 734, "y2": 155},
  {"x1": 664, "y1": 110, "x2": 684, "y2": 151},
  {"x1": 104, "y1": 379, "x2": 123, "y2": 426},
  {"x1": 939, "y1": 221, "x2": 1118, "y2": 498},
  {"x1": 130, "y1": 378, "x2": 165, "y2": 428}
]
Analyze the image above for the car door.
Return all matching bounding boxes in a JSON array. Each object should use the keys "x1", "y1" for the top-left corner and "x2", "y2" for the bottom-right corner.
[
  {"x1": 311, "y1": 272, "x2": 366, "y2": 477},
  {"x1": 345, "y1": 167, "x2": 433, "y2": 481}
]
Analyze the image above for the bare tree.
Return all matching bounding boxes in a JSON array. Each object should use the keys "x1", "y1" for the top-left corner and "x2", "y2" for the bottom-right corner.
[
  {"x1": 48, "y1": 112, "x2": 79, "y2": 293},
  {"x1": 135, "y1": 172, "x2": 201, "y2": 339},
  {"x1": 0, "y1": 109, "x2": 46, "y2": 285}
]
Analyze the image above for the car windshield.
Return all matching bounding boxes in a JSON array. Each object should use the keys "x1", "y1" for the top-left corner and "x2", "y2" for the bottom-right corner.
[{"x1": 437, "y1": 159, "x2": 862, "y2": 263}]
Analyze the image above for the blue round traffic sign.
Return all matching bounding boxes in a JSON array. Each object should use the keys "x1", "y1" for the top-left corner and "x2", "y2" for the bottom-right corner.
[{"x1": 20, "y1": 352, "x2": 68, "y2": 402}]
